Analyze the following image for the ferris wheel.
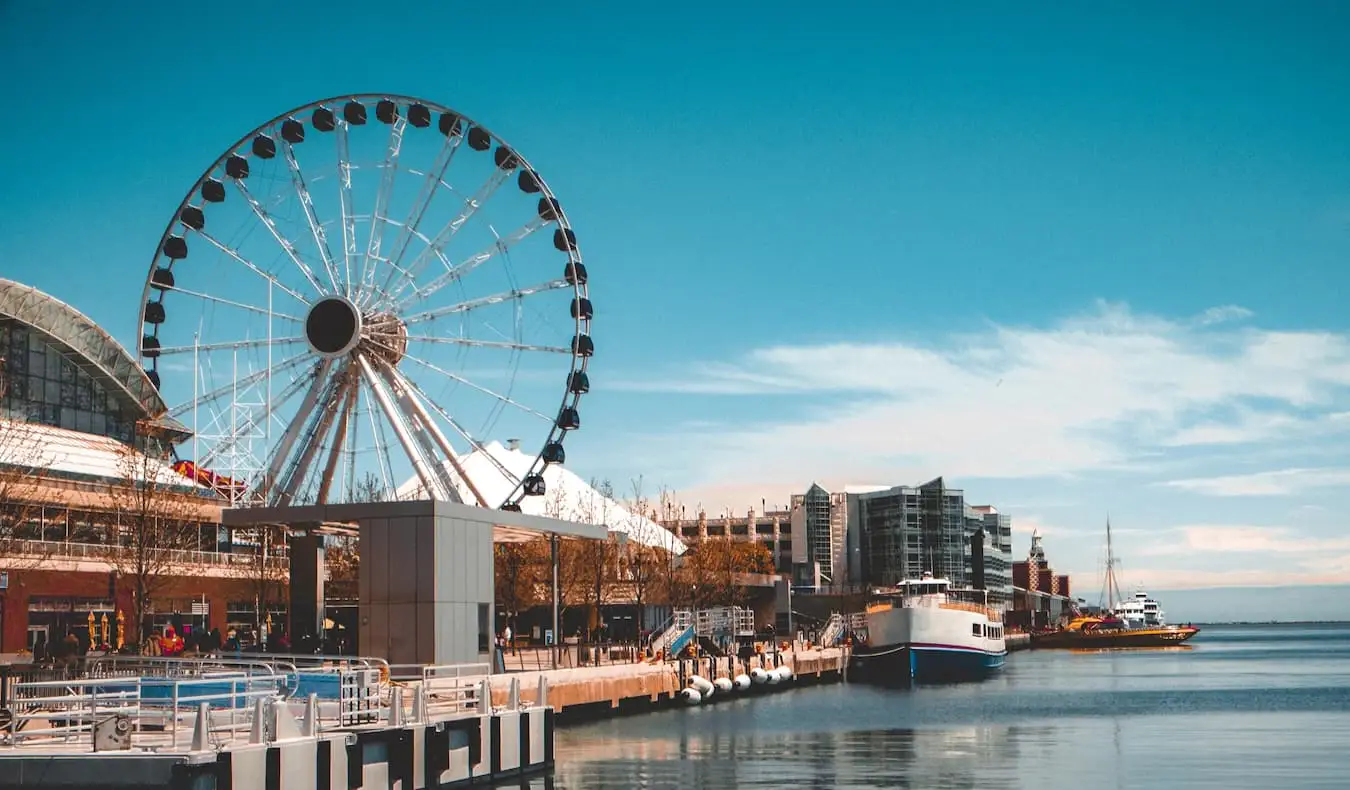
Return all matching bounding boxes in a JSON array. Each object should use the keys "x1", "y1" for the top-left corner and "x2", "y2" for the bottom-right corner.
[{"x1": 136, "y1": 94, "x2": 592, "y2": 510}]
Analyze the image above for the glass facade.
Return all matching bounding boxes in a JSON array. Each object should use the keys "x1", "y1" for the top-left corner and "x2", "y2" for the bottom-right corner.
[{"x1": 0, "y1": 318, "x2": 137, "y2": 444}]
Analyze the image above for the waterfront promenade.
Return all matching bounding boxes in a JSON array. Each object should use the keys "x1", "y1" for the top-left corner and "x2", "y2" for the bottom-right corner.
[{"x1": 491, "y1": 647, "x2": 850, "y2": 716}]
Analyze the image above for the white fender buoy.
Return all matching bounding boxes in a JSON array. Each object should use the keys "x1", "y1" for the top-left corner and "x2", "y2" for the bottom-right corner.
[
  {"x1": 766, "y1": 667, "x2": 782, "y2": 684},
  {"x1": 778, "y1": 665, "x2": 794, "y2": 682},
  {"x1": 689, "y1": 675, "x2": 714, "y2": 694},
  {"x1": 713, "y1": 677, "x2": 733, "y2": 694},
  {"x1": 733, "y1": 674, "x2": 752, "y2": 690},
  {"x1": 750, "y1": 667, "x2": 769, "y2": 684},
  {"x1": 680, "y1": 687, "x2": 703, "y2": 705}
]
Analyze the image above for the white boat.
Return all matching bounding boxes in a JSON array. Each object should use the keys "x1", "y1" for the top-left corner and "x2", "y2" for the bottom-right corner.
[
  {"x1": 849, "y1": 572, "x2": 1006, "y2": 685},
  {"x1": 1113, "y1": 589, "x2": 1166, "y2": 628}
]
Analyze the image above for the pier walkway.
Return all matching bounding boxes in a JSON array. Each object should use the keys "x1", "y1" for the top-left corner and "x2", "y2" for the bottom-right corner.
[
  {"x1": 492, "y1": 646, "x2": 850, "y2": 716},
  {"x1": 0, "y1": 654, "x2": 551, "y2": 789}
]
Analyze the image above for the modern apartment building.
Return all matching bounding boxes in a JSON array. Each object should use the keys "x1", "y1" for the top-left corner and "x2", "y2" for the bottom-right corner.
[
  {"x1": 789, "y1": 484, "x2": 853, "y2": 589},
  {"x1": 854, "y1": 477, "x2": 969, "y2": 587},
  {"x1": 965, "y1": 505, "x2": 1014, "y2": 608}
]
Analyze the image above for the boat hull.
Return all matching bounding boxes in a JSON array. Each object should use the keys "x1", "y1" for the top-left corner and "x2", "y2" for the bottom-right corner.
[
  {"x1": 850, "y1": 603, "x2": 1006, "y2": 685},
  {"x1": 851, "y1": 643, "x2": 1005, "y2": 685},
  {"x1": 1031, "y1": 625, "x2": 1199, "y2": 649}
]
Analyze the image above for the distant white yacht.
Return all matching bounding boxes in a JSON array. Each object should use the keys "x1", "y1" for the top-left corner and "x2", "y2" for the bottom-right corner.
[{"x1": 1114, "y1": 589, "x2": 1166, "y2": 628}]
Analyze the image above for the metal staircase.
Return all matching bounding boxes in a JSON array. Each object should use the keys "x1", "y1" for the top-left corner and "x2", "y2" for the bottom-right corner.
[{"x1": 652, "y1": 609, "x2": 695, "y2": 656}]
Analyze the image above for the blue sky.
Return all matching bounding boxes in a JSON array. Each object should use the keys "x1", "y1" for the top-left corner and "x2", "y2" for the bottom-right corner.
[{"x1": 2, "y1": 3, "x2": 1349, "y2": 615}]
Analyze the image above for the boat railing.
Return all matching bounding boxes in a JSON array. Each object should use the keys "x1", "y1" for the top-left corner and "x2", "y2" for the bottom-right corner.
[{"x1": 898, "y1": 596, "x2": 1003, "y2": 622}]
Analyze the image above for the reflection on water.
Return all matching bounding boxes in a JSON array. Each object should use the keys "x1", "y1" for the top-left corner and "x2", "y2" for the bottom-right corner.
[
  {"x1": 513, "y1": 625, "x2": 1350, "y2": 790},
  {"x1": 546, "y1": 726, "x2": 1022, "y2": 789}
]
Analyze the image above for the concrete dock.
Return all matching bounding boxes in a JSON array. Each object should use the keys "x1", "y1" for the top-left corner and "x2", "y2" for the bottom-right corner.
[
  {"x1": 0, "y1": 656, "x2": 553, "y2": 789},
  {"x1": 491, "y1": 647, "x2": 849, "y2": 718}
]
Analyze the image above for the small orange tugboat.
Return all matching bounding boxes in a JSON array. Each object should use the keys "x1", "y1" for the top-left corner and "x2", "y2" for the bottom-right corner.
[
  {"x1": 1032, "y1": 518, "x2": 1200, "y2": 650},
  {"x1": 1031, "y1": 615, "x2": 1199, "y2": 649}
]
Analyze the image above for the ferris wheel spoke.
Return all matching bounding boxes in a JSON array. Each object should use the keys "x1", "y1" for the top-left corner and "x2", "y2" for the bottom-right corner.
[
  {"x1": 160, "y1": 284, "x2": 305, "y2": 323},
  {"x1": 356, "y1": 354, "x2": 461, "y2": 503},
  {"x1": 376, "y1": 133, "x2": 463, "y2": 299},
  {"x1": 155, "y1": 336, "x2": 306, "y2": 356},
  {"x1": 282, "y1": 140, "x2": 343, "y2": 294},
  {"x1": 396, "y1": 216, "x2": 551, "y2": 312},
  {"x1": 403, "y1": 335, "x2": 569, "y2": 354},
  {"x1": 276, "y1": 365, "x2": 356, "y2": 504},
  {"x1": 259, "y1": 358, "x2": 336, "y2": 503},
  {"x1": 392, "y1": 365, "x2": 521, "y2": 491},
  {"x1": 378, "y1": 359, "x2": 489, "y2": 507},
  {"x1": 316, "y1": 379, "x2": 361, "y2": 504},
  {"x1": 386, "y1": 168, "x2": 513, "y2": 305},
  {"x1": 336, "y1": 120, "x2": 359, "y2": 297},
  {"x1": 364, "y1": 387, "x2": 397, "y2": 498},
  {"x1": 397, "y1": 349, "x2": 553, "y2": 422},
  {"x1": 167, "y1": 351, "x2": 313, "y2": 420},
  {"x1": 193, "y1": 229, "x2": 314, "y2": 307},
  {"x1": 401, "y1": 279, "x2": 571, "y2": 327},
  {"x1": 231, "y1": 178, "x2": 329, "y2": 298},
  {"x1": 354, "y1": 117, "x2": 408, "y2": 307}
]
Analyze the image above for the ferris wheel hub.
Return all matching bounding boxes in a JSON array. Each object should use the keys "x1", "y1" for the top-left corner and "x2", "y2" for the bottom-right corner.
[
  {"x1": 363, "y1": 311, "x2": 409, "y2": 366},
  {"x1": 305, "y1": 295, "x2": 362, "y2": 357}
]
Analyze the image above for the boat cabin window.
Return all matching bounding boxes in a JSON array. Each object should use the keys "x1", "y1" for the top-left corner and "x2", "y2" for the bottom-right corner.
[{"x1": 972, "y1": 623, "x2": 983, "y2": 637}]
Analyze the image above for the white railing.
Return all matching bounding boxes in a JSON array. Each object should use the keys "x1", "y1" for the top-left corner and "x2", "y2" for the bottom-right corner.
[
  {"x1": 4, "y1": 672, "x2": 282, "y2": 749},
  {"x1": 819, "y1": 613, "x2": 845, "y2": 647},
  {"x1": 10, "y1": 538, "x2": 289, "y2": 570},
  {"x1": 733, "y1": 606, "x2": 755, "y2": 636},
  {"x1": 0, "y1": 658, "x2": 530, "y2": 752}
]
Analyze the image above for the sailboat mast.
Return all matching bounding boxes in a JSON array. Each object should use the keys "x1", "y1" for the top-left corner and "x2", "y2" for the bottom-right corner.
[{"x1": 1105, "y1": 517, "x2": 1123, "y2": 611}]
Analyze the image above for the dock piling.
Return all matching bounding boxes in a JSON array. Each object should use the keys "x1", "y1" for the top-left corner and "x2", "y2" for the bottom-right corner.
[{"x1": 190, "y1": 703, "x2": 211, "y2": 752}]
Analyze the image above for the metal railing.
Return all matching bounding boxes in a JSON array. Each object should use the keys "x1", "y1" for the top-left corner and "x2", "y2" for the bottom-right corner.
[
  {"x1": 4, "y1": 672, "x2": 282, "y2": 749},
  {"x1": 500, "y1": 643, "x2": 644, "y2": 672},
  {"x1": 819, "y1": 613, "x2": 845, "y2": 647},
  {"x1": 10, "y1": 538, "x2": 290, "y2": 570},
  {"x1": 0, "y1": 657, "x2": 509, "y2": 752}
]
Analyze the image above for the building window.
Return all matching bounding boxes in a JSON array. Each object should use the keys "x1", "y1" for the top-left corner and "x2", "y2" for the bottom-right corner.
[{"x1": 478, "y1": 603, "x2": 490, "y2": 653}]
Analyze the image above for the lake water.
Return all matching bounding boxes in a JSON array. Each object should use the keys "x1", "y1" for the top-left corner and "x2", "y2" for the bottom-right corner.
[{"x1": 542, "y1": 623, "x2": 1350, "y2": 789}]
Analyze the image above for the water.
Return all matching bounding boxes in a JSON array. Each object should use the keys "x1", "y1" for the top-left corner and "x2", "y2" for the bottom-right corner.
[{"x1": 544, "y1": 624, "x2": 1350, "y2": 789}]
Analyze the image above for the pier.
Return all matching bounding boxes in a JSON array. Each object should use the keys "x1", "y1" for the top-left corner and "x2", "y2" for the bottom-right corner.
[
  {"x1": 0, "y1": 654, "x2": 552, "y2": 789},
  {"x1": 491, "y1": 646, "x2": 849, "y2": 718}
]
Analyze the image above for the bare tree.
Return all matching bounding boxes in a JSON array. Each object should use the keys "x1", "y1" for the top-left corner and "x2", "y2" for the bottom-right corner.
[
  {"x1": 654, "y1": 485, "x2": 687, "y2": 609},
  {"x1": 103, "y1": 440, "x2": 207, "y2": 646},
  {"x1": 494, "y1": 539, "x2": 546, "y2": 631},
  {"x1": 0, "y1": 417, "x2": 55, "y2": 569},
  {"x1": 325, "y1": 472, "x2": 383, "y2": 602},
  {"x1": 621, "y1": 477, "x2": 665, "y2": 635}
]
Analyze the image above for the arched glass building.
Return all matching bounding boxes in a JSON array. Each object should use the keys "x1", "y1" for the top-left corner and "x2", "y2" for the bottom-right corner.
[{"x1": 0, "y1": 278, "x2": 189, "y2": 450}]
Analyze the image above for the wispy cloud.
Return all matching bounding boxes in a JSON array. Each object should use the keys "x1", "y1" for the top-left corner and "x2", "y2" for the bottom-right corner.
[
  {"x1": 1161, "y1": 468, "x2": 1350, "y2": 497},
  {"x1": 1139, "y1": 524, "x2": 1350, "y2": 555},
  {"x1": 617, "y1": 301, "x2": 1350, "y2": 493},
  {"x1": 1193, "y1": 305, "x2": 1254, "y2": 327}
]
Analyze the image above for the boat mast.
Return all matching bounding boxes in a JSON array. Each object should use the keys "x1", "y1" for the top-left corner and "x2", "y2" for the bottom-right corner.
[{"x1": 1104, "y1": 517, "x2": 1124, "y2": 611}]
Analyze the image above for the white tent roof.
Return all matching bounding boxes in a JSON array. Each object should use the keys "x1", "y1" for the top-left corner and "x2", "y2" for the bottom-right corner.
[
  {"x1": 0, "y1": 418, "x2": 202, "y2": 491},
  {"x1": 396, "y1": 441, "x2": 685, "y2": 555}
]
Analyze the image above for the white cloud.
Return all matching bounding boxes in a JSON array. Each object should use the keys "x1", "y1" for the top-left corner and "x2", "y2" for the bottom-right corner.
[
  {"x1": 617, "y1": 301, "x2": 1350, "y2": 492},
  {"x1": 1161, "y1": 468, "x2": 1350, "y2": 497},
  {"x1": 1194, "y1": 305, "x2": 1254, "y2": 326},
  {"x1": 1139, "y1": 525, "x2": 1350, "y2": 555}
]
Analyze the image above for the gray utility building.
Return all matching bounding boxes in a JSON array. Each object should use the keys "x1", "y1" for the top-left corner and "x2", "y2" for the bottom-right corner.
[{"x1": 224, "y1": 499, "x2": 604, "y2": 667}]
